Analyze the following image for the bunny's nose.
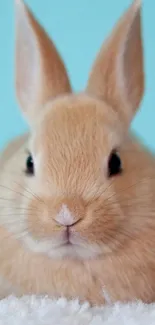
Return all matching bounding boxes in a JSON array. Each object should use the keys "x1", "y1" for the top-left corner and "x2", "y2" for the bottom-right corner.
[
  {"x1": 55, "y1": 204, "x2": 80, "y2": 226},
  {"x1": 54, "y1": 198, "x2": 85, "y2": 227}
]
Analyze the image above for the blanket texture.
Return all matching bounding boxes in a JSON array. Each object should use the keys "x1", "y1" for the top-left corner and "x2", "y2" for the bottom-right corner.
[{"x1": 0, "y1": 296, "x2": 154, "y2": 324}]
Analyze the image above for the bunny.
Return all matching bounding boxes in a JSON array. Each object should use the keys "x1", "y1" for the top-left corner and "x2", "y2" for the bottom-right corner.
[{"x1": 0, "y1": 0, "x2": 155, "y2": 305}]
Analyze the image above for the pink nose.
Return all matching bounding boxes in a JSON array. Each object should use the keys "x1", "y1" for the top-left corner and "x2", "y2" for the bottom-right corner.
[
  {"x1": 54, "y1": 197, "x2": 85, "y2": 227},
  {"x1": 55, "y1": 204, "x2": 81, "y2": 226}
]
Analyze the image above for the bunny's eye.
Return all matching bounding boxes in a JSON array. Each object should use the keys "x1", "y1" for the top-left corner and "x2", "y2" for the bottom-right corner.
[
  {"x1": 108, "y1": 151, "x2": 122, "y2": 177},
  {"x1": 26, "y1": 154, "x2": 34, "y2": 175}
]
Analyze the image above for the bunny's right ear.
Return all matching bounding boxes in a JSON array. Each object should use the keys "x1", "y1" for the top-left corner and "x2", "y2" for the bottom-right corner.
[
  {"x1": 15, "y1": 0, "x2": 71, "y2": 125},
  {"x1": 86, "y1": 0, "x2": 144, "y2": 126}
]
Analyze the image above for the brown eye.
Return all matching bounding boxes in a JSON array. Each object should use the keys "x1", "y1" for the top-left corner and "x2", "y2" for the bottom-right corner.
[
  {"x1": 26, "y1": 155, "x2": 34, "y2": 175},
  {"x1": 108, "y1": 151, "x2": 122, "y2": 177}
]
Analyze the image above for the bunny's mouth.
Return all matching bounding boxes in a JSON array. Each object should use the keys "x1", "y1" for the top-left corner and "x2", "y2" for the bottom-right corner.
[
  {"x1": 24, "y1": 229, "x2": 102, "y2": 260},
  {"x1": 46, "y1": 232, "x2": 102, "y2": 260},
  {"x1": 52, "y1": 230, "x2": 83, "y2": 250}
]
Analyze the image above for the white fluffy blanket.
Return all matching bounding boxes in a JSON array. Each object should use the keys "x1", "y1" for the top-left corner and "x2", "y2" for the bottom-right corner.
[{"x1": 0, "y1": 296, "x2": 154, "y2": 324}]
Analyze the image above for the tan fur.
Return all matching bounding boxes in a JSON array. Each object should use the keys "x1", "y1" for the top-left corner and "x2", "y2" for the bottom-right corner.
[{"x1": 0, "y1": 0, "x2": 155, "y2": 305}]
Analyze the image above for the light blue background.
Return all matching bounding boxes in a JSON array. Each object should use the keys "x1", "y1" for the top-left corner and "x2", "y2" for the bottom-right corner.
[{"x1": 0, "y1": 0, "x2": 155, "y2": 151}]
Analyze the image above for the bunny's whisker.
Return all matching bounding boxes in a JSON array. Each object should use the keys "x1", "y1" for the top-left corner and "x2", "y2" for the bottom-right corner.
[{"x1": 0, "y1": 185, "x2": 31, "y2": 200}]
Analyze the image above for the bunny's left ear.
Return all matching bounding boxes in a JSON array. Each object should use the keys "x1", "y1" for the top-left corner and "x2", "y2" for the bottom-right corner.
[
  {"x1": 86, "y1": 0, "x2": 144, "y2": 126},
  {"x1": 15, "y1": 0, "x2": 71, "y2": 124}
]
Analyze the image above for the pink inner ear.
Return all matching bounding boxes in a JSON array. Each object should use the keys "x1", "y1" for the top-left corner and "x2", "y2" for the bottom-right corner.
[
  {"x1": 123, "y1": 8, "x2": 144, "y2": 112},
  {"x1": 16, "y1": 10, "x2": 40, "y2": 113}
]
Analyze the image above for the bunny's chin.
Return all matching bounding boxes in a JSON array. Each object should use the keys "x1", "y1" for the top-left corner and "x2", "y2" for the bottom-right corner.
[{"x1": 23, "y1": 233, "x2": 102, "y2": 260}]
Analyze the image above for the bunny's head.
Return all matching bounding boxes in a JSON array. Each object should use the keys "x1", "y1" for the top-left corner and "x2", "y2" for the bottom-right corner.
[{"x1": 11, "y1": 0, "x2": 148, "y2": 259}]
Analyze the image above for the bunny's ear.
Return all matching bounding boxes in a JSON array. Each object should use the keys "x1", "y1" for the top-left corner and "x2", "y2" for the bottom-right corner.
[
  {"x1": 15, "y1": 0, "x2": 71, "y2": 124},
  {"x1": 86, "y1": 0, "x2": 144, "y2": 125}
]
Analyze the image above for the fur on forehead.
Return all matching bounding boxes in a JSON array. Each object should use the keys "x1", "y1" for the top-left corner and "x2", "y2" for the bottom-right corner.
[{"x1": 29, "y1": 94, "x2": 124, "y2": 155}]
